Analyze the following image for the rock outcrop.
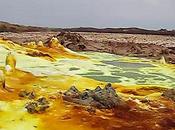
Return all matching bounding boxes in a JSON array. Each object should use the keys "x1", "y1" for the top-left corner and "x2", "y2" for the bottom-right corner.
[
  {"x1": 56, "y1": 32, "x2": 87, "y2": 51},
  {"x1": 63, "y1": 83, "x2": 127, "y2": 109},
  {"x1": 25, "y1": 97, "x2": 50, "y2": 114},
  {"x1": 162, "y1": 89, "x2": 175, "y2": 102},
  {"x1": 19, "y1": 90, "x2": 36, "y2": 99}
]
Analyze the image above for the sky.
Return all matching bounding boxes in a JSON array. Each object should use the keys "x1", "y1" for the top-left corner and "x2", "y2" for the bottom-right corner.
[{"x1": 0, "y1": 0, "x2": 175, "y2": 29}]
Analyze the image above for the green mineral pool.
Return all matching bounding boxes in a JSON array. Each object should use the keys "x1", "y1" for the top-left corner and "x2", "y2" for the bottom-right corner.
[{"x1": 0, "y1": 45, "x2": 175, "y2": 88}]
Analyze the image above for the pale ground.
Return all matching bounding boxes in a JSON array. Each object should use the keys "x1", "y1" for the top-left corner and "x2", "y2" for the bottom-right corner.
[
  {"x1": 80, "y1": 32, "x2": 175, "y2": 47},
  {"x1": 0, "y1": 32, "x2": 175, "y2": 47}
]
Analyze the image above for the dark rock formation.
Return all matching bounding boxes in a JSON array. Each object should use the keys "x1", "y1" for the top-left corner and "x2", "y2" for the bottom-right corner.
[
  {"x1": 19, "y1": 90, "x2": 36, "y2": 99},
  {"x1": 56, "y1": 32, "x2": 87, "y2": 51},
  {"x1": 162, "y1": 89, "x2": 175, "y2": 102},
  {"x1": 63, "y1": 83, "x2": 127, "y2": 109},
  {"x1": 166, "y1": 47, "x2": 175, "y2": 64},
  {"x1": 25, "y1": 97, "x2": 49, "y2": 114}
]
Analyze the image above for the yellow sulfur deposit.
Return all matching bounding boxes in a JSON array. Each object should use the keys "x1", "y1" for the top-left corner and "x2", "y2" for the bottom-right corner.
[
  {"x1": 38, "y1": 41, "x2": 44, "y2": 47},
  {"x1": 27, "y1": 42, "x2": 37, "y2": 48},
  {"x1": 5, "y1": 52, "x2": 16, "y2": 73},
  {"x1": 48, "y1": 37, "x2": 61, "y2": 48},
  {"x1": 160, "y1": 55, "x2": 166, "y2": 64},
  {"x1": 0, "y1": 70, "x2": 5, "y2": 88}
]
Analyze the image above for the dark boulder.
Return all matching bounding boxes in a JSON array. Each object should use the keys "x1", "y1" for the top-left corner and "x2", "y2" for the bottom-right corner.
[
  {"x1": 25, "y1": 97, "x2": 50, "y2": 114},
  {"x1": 25, "y1": 102, "x2": 38, "y2": 114},
  {"x1": 64, "y1": 86, "x2": 81, "y2": 98},
  {"x1": 63, "y1": 83, "x2": 127, "y2": 109},
  {"x1": 162, "y1": 88, "x2": 175, "y2": 102},
  {"x1": 19, "y1": 90, "x2": 36, "y2": 99},
  {"x1": 56, "y1": 32, "x2": 87, "y2": 51}
]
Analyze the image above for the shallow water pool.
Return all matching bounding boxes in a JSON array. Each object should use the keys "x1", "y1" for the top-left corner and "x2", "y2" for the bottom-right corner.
[{"x1": 1, "y1": 44, "x2": 175, "y2": 88}]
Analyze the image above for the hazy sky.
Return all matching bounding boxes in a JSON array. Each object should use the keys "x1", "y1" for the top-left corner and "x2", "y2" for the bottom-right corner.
[{"x1": 0, "y1": 0, "x2": 174, "y2": 29}]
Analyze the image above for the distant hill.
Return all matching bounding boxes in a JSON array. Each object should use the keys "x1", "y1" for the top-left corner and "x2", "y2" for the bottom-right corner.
[
  {"x1": 0, "y1": 21, "x2": 60, "y2": 32},
  {"x1": 63, "y1": 27, "x2": 175, "y2": 36},
  {"x1": 0, "y1": 21, "x2": 175, "y2": 36}
]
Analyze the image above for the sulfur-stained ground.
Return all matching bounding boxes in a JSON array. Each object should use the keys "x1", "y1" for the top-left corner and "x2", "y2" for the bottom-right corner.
[{"x1": 0, "y1": 39, "x2": 174, "y2": 130}]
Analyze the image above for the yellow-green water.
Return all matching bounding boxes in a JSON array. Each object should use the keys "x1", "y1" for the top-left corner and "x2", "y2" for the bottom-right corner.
[{"x1": 0, "y1": 44, "x2": 175, "y2": 88}]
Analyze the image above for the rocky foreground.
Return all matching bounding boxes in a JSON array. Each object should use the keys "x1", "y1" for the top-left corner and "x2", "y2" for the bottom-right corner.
[
  {"x1": 18, "y1": 83, "x2": 175, "y2": 130},
  {"x1": 63, "y1": 83, "x2": 126, "y2": 109}
]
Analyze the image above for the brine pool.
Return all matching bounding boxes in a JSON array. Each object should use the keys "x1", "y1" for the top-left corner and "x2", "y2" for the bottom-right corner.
[{"x1": 1, "y1": 45, "x2": 175, "y2": 88}]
